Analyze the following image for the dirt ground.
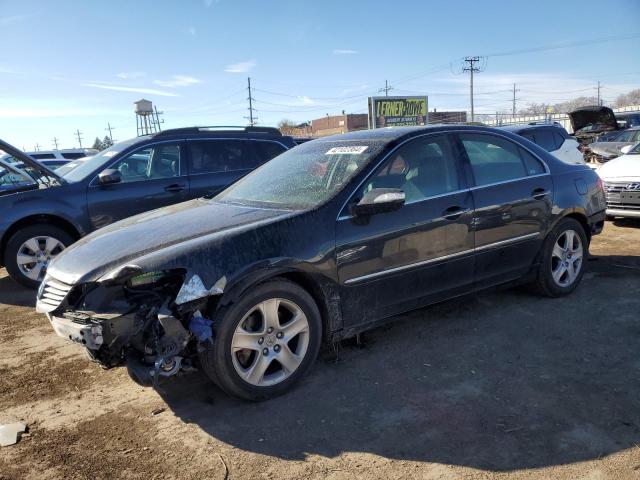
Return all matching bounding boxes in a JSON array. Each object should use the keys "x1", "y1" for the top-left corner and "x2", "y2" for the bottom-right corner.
[{"x1": 1, "y1": 219, "x2": 639, "y2": 480}]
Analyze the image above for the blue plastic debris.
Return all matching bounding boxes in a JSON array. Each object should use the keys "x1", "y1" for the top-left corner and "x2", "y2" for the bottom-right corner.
[{"x1": 189, "y1": 315, "x2": 213, "y2": 342}]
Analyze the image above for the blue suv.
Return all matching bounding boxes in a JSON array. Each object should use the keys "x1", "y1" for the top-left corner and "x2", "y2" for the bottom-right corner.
[{"x1": 0, "y1": 126, "x2": 295, "y2": 288}]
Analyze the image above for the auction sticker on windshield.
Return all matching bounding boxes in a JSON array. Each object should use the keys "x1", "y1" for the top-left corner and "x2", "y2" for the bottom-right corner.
[{"x1": 325, "y1": 146, "x2": 368, "y2": 155}]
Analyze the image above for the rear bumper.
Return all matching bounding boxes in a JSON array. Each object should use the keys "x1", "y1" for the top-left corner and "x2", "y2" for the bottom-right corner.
[
  {"x1": 588, "y1": 210, "x2": 607, "y2": 235},
  {"x1": 606, "y1": 208, "x2": 640, "y2": 219}
]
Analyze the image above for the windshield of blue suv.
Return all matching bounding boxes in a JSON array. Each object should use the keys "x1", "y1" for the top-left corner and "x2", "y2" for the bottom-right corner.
[
  {"x1": 62, "y1": 137, "x2": 143, "y2": 182},
  {"x1": 215, "y1": 139, "x2": 385, "y2": 209}
]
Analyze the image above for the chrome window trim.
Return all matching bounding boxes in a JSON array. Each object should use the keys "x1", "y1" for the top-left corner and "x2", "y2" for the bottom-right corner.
[
  {"x1": 336, "y1": 129, "x2": 551, "y2": 221},
  {"x1": 343, "y1": 232, "x2": 540, "y2": 285},
  {"x1": 468, "y1": 172, "x2": 550, "y2": 191}
]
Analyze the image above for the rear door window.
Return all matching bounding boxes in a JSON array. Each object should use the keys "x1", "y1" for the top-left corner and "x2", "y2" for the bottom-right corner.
[
  {"x1": 532, "y1": 129, "x2": 557, "y2": 152},
  {"x1": 552, "y1": 132, "x2": 565, "y2": 150},
  {"x1": 31, "y1": 153, "x2": 56, "y2": 159},
  {"x1": 188, "y1": 140, "x2": 259, "y2": 174},
  {"x1": 109, "y1": 143, "x2": 182, "y2": 183},
  {"x1": 459, "y1": 133, "x2": 545, "y2": 186}
]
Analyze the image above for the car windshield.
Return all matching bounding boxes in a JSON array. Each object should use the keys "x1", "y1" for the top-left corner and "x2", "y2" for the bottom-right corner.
[
  {"x1": 215, "y1": 139, "x2": 385, "y2": 209},
  {"x1": 628, "y1": 143, "x2": 640, "y2": 155},
  {"x1": 55, "y1": 158, "x2": 87, "y2": 176},
  {"x1": 62, "y1": 137, "x2": 143, "y2": 182},
  {"x1": 0, "y1": 163, "x2": 35, "y2": 191}
]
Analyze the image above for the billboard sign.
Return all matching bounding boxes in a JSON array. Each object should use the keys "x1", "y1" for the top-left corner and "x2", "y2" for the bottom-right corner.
[{"x1": 368, "y1": 96, "x2": 428, "y2": 129}]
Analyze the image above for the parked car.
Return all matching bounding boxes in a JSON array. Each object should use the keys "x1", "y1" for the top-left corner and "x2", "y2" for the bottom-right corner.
[
  {"x1": 0, "y1": 126, "x2": 295, "y2": 288},
  {"x1": 569, "y1": 105, "x2": 619, "y2": 146},
  {"x1": 586, "y1": 127, "x2": 640, "y2": 164},
  {"x1": 1, "y1": 148, "x2": 97, "y2": 166},
  {"x1": 499, "y1": 124, "x2": 584, "y2": 165},
  {"x1": 37, "y1": 125, "x2": 607, "y2": 401},
  {"x1": 595, "y1": 112, "x2": 640, "y2": 142},
  {"x1": 597, "y1": 142, "x2": 640, "y2": 219}
]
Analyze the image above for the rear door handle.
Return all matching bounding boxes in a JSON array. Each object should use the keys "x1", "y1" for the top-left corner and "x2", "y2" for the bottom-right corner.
[
  {"x1": 532, "y1": 188, "x2": 550, "y2": 200},
  {"x1": 442, "y1": 205, "x2": 470, "y2": 220},
  {"x1": 165, "y1": 184, "x2": 186, "y2": 193}
]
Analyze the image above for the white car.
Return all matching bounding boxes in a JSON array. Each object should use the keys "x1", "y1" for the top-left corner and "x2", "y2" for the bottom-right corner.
[
  {"x1": 0, "y1": 148, "x2": 98, "y2": 169},
  {"x1": 500, "y1": 124, "x2": 585, "y2": 166},
  {"x1": 597, "y1": 143, "x2": 640, "y2": 219}
]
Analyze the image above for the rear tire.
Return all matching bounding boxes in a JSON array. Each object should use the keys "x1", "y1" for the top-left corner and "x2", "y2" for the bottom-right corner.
[
  {"x1": 4, "y1": 224, "x2": 74, "y2": 289},
  {"x1": 534, "y1": 218, "x2": 588, "y2": 297},
  {"x1": 199, "y1": 279, "x2": 322, "y2": 401}
]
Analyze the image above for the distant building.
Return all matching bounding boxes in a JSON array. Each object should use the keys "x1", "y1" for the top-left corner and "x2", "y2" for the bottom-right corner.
[
  {"x1": 429, "y1": 110, "x2": 467, "y2": 123},
  {"x1": 311, "y1": 114, "x2": 369, "y2": 137}
]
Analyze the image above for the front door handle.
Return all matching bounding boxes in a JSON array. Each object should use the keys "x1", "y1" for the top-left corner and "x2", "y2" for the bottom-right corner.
[
  {"x1": 442, "y1": 205, "x2": 470, "y2": 220},
  {"x1": 532, "y1": 188, "x2": 550, "y2": 200},
  {"x1": 165, "y1": 184, "x2": 186, "y2": 193}
]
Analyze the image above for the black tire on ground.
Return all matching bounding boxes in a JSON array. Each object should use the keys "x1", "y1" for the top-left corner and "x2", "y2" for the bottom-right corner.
[
  {"x1": 534, "y1": 218, "x2": 589, "y2": 298},
  {"x1": 606, "y1": 215, "x2": 615, "y2": 221},
  {"x1": 199, "y1": 279, "x2": 322, "y2": 401},
  {"x1": 4, "y1": 224, "x2": 74, "y2": 289}
]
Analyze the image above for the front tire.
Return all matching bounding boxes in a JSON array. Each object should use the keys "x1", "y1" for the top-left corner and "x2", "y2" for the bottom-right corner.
[
  {"x1": 4, "y1": 224, "x2": 74, "y2": 289},
  {"x1": 534, "y1": 218, "x2": 588, "y2": 297},
  {"x1": 199, "y1": 279, "x2": 322, "y2": 401}
]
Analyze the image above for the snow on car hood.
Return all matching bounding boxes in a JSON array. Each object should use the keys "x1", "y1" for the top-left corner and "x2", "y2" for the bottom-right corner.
[{"x1": 597, "y1": 153, "x2": 640, "y2": 180}]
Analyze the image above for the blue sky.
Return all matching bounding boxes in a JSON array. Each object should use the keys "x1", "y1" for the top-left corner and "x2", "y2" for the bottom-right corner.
[{"x1": 1, "y1": 0, "x2": 639, "y2": 150}]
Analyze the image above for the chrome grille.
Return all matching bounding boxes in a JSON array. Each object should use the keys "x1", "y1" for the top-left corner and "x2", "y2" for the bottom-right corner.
[
  {"x1": 604, "y1": 181, "x2": 640, "y2": 211},
  {"x1": 37, "y1": 276, "x2": 73, "y2": 311}
]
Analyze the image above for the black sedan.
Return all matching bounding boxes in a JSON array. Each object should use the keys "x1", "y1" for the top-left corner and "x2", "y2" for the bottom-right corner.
[{"x1": 37, "y1": 125, "x2": 607, "y2": 400}]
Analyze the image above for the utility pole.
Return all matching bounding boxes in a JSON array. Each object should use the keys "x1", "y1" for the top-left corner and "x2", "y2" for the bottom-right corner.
[
  {"x1": 463, "y1": 56, "x2": 482, "y2": 122},
  {"x1": 153, "y1": 106, "x2": 164, "y2": 132},
  {"x1": 379, "y1": 80, "x2": 393, "y2": 97},
  {"x1": 512, "y1": 83, "x2": 519, "y2": 116},
  {"x1": 247, "y1": 77, "x2": 256, "y2": 126},
  {"x1": 105, "y1": 123, "x2": 115, "y2": 142},
  {"x1": 34, "y1": 143, "x2": 41, "y2": 151},
  {"x1": 597, "y1": 81, "x2": 602, "y2": 106},
  {"x1": 52, "y1": 137, "x2": 59, "y2": 150},
  {"x1": 74, "y1": 129, "x2": 83, "y2": 148}
]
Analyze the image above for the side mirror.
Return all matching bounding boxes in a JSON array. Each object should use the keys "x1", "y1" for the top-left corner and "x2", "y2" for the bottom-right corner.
[
  {"x1": 352, "y1": 188, "x2": 405, "y2": 217},
  {"x1": 97, "y1": 168, "x2": 122, "y2": 185},
  {"x1": 620, "y1": 145, "x2": 632, "y2": 155}
]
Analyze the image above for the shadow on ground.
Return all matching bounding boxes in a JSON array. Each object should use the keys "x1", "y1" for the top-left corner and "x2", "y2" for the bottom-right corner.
[
  {"x1": 157, "y1": 254, "x2": 640, "y2": 472},
  {"x1": 0, "y1": 271, "x2": 35, "y2": 307}
]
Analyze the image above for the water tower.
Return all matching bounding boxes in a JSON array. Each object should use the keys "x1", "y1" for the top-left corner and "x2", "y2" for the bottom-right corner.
[{"x1": 134, "y1": 99, "x2": 162, "y2": 136}]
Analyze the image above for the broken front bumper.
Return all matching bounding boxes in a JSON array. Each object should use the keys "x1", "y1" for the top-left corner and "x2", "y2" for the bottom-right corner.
[{"x1": 47, "y1": 314, "x2": 104, "y2": 350}]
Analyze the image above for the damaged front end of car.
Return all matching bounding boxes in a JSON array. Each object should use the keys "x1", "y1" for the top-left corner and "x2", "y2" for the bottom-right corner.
[{"x1": 36, "y1": 267, "x2": 223, "y2": 387}]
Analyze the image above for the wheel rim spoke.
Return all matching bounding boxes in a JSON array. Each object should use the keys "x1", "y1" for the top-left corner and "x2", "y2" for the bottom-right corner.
[
  {"x1": 24, "y1": 263, "x2": 44, "y2": 281},
  {"x1": 231, "y1": 330, "x2": 263, "y2": 351},
  {"x1": 278, "y1": 345, "x2": 303, "y2": 374},
  {"x1": 551, "y1": 229, "x2": 583, "y2": 287},
  {"x1": 552, "y1": 243, "x2": 565, "y2": 260},
  {"x1": 552, "y1": 264, "x2": 567, "y2": 284},
  {"x1": 258, "y1": 298, "x2": 281, "y2": 330},
  {"x1": 243, "y1": 354, "x2": 272, "y2": 384},
  {"x1": 45, "y1": 237, "x2": 61, "y2": 254},
  {"x1": 23, "y1": 237, "x2": 41, "y2": 253},
  {"x1": 16, "y1": 253, "x2": 37, "y2": 266},
  {"x1": 281, "y1": 312, "x2": 309, "y2": 340}
]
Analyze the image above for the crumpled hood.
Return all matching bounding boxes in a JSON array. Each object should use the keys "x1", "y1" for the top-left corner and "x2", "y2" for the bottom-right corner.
[
  {"x1": 597, "y1": 154, "x2": 640, "y2": 180},
  {"x1": 569, "y1": 106, "x2": 618, "y2": 133},
  {"x1": 589, "y1": 141, "x2": 635, "y2": 158},
  {"x1": 47, "y1": 199, "x2": 293, "y2": 284}
]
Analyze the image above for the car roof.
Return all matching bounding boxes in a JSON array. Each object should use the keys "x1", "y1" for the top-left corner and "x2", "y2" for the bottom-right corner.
[
  {"x1": 498, "y1": 124, "x2": 565, "y2": 133},
  {"x1": 149, "y1": 125, "x2": 289, "y2": 140}
]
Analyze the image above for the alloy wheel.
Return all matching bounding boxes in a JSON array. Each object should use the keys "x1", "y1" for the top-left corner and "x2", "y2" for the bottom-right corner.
[
  {"x1": 231, "y1": 298, "x2": 310, "y2": 387},
  {"x1": 550, "y1": 229, "x2": 583, "y2": 287},
  {"x1": 16, "y1": 236, "x2": 65, "y2": 282}
]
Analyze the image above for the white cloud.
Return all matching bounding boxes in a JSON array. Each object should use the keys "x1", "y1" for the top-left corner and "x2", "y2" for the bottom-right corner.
[
  {"x1": 299, "y1": 96, "x2": 314, "y2": 105},
  {"x1": 82, "y1": 83, "x2": 180, "y2": 97},
  {"x1": 116, "y1": 71, "x2": 146, "y2": 80},
  {"x1": 188, "y1": 26, "x2": 196, "y2": 36},
  {"x1": 333, "y1": 49, "x2": 358, "y2": 55},
  {"x1": 224, "y1": 60, "x2": 256, "y2": 73},
  {"x1": 154, "y1": 75, "x2": 201, "y2": 88}
]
